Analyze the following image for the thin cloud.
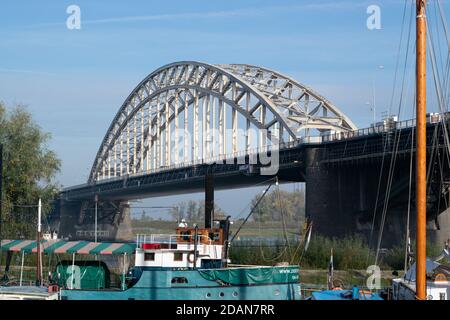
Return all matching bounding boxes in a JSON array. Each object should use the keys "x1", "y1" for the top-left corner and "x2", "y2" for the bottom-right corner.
[
  {"x1": 0, "y1": 68, "x2": 57, "y2": 76},
  {"x1": 24, "y1": 1, "x2": 366, "y2": 29}
]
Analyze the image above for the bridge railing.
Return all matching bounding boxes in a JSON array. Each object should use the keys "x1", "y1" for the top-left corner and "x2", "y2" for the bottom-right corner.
[
  {"x1": 318, "y1": 112, "x2": 444, "y2": 143},
  {"x1": 63, "y1": 140, "x2": 303, "y2": 190}
]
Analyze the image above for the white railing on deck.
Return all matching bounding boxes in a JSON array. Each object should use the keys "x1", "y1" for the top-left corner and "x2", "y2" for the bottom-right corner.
[{"x1": 135, "y1": 233, "x2": 213, "y2": 248}]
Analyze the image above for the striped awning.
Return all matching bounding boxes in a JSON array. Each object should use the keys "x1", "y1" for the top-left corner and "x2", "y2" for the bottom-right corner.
[{"x1": 0, "y1": 239, "x2": 136, "y2": 255}]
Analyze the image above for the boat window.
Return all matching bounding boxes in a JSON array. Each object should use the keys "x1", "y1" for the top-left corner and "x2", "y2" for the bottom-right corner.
[
  {"x1": 440, "y1": 293, "x2": 446, "y2": 300},
  {"x1": 144, "y1": 252, "x2": 155, "y2": 261},
  {"x1": 171, "y1": 277, "x2": 188, "y2": 284},
  {"x1": 173, "y1": 252, "x2": 183, "y2": 261}
]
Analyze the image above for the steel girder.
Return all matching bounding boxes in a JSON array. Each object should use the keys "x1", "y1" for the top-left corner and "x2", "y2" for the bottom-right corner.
[{"x1": 89, "y1": 61, "x2": 356, "y2": 183}]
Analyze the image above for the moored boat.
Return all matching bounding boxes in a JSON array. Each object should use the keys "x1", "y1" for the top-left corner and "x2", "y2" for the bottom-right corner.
[{"x1": 60, "y1": 223, "x2": 301, "y2": 300}]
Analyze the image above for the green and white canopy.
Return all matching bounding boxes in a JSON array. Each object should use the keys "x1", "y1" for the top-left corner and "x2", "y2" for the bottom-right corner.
[{"x1": 0, "y1": 239, "x2": 136, "y2": 255}]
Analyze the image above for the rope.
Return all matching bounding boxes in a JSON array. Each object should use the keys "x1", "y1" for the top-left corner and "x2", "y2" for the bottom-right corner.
[{"x1": 404, "y1": 118, "x2": 415, "y2": 273}]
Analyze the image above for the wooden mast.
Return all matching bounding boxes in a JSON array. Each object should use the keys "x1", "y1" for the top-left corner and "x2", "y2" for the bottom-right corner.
[{"x1": 415, "y1": 0, "x2": 427, "y2": 301}]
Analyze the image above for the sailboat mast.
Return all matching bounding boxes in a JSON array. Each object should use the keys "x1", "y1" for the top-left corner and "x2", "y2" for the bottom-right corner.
[{"x1": 415, "y1": 0, "x2": 427, "y2": 301}]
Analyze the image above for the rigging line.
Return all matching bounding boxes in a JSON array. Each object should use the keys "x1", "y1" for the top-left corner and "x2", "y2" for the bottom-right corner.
[
  {"x1": 255, "y1": 205, "x2": 284, "y2": 263},
  {"x1": 297, "y1": 223, "x2": 312, "y2": 266},
  {"x1": 375, "y1": 129, "x2": 402, "y2": 266},
  {"x1": 397, "y1": 2, "x2": 415, "y2": 118},
  {"x1": 374, "y1": 63, "x2": 415, "y2": 264},
  {"x1": 427, "y1": 19, "x2": 450, "y2": 160},
  {"x1": 404, "y1": 111, "x2": 415, "y2": 274},
  {"x1": 434, "y1": 138, "x2": 448, "y2": 222},
  {"x1": 226, "y1": 176, "x2": 277, "y2": 221},
  {"x1": 374, "y1": 5, "x2": 418, "y2": 264},
  {"x1": 367, "y1": 135, "x2": 388, "y2": 260},
  {"x1": 437, "y1": 0, "x2": 450, "y2": 52},
  {"x1": 289, "y1": 238, "x2": 304, "y2": 266},
  {"x1": 437, "y1": 0, "x2": 450, "y2": 110},
  {"x1": 229, "y1": 180, "x2": 274, "y2": 243},
  {"x1": 388, "y1": 0, "x2": 410, "y2": 114},
  {"x1": 427, "y1": 17, "x2": 450, "y2": 172},
  {"x1": 432, "y1": 1, "x2": 445, "y2": 75},
  {"x1": 375, "y1": 53, "x2": 414, "y2": 262},
  {"x1": 254, "y1": 210, "x2": 288, "y2": 263},
  {"x1": 275, "y1": 179, "x2": 290, "y2": 250},
  {"x1": 368, "y1": 3, "x2": 414, "y2": 259}
]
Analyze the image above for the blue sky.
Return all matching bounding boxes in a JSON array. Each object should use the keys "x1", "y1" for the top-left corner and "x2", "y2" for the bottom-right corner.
[{"x1": 0, "y1": 0, "x2": 448, "y2": 218}]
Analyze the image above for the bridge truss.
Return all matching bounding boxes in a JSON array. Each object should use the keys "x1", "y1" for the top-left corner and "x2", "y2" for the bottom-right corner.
[{"x1": 89, "y1": 61, "x2": 356, "y2": 182}]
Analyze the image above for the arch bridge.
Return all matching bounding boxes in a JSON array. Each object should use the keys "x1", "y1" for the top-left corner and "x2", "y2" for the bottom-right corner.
[
  {"x1": 89, "y1": 61, "x2": 355, "y2": 183},
  {"x1": 54, "y1": 61, "x2": 450, "y2": 247}
]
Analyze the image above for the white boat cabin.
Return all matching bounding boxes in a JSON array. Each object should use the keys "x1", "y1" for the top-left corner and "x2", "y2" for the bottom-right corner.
[{"x1": 134, "y1": 227, "x2": 227, "y2": 269}]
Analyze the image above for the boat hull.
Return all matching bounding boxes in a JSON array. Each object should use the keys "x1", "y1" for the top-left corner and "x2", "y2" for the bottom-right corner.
[{"x1": 60, "y1": 266, "x2": 301, "y2": 300}]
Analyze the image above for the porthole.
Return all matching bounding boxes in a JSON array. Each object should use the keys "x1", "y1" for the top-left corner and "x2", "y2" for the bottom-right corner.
[
  {"x1": 219, "y1": 292, "x2": 225, "y2": 297},
  {"x1": 205, "y1": 293, "x2": 211, "y2": 298},
  {"x1": 274, "y1": 289, "x2": 280, "y2": 296},
  {"x1": 232, "y1": 291, "x2": 238, "y2": 297}
]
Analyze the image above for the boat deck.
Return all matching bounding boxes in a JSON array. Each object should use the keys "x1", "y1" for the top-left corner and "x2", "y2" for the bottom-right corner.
[{"x1": 0, "y1": 286, "x2": 59, "y2": 300}]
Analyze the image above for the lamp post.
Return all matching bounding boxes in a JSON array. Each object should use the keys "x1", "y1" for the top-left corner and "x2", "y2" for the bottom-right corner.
[{"x1": 371, "y1": 65, "x2": 384, "y2": 125}]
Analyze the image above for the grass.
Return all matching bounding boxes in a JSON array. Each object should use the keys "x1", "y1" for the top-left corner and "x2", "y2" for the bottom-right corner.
[
  {"x1": 131, "y1": 219, "x2": 301, "y2": 238},
  {"x1": 229, "y1": 234, "x2": 445, "y2": 270}
]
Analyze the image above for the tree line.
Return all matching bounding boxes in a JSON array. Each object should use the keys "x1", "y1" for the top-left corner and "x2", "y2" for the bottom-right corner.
[{"x1": 135, "y1": 186, "x2": 306, "y2": 224}]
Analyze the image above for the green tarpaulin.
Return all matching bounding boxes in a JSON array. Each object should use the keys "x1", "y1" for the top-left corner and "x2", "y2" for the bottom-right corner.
[
  {"x1": 198, "y1": 266, "x2": 299, "y2": 285},
  {"x1": 53, "y1": 260, "x2": 111, "y2": 290}
]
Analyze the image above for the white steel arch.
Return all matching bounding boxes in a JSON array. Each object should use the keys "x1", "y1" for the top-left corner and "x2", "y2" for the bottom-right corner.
[{"x1": 89, "y1": 61, "x2": 356, "y2": 182}]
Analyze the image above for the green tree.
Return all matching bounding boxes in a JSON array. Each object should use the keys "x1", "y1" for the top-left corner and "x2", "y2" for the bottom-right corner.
[
  {"x1": 252, "y1": 188, "x2": 305, "y2": 223},
  {"x1": 0, "y1": 104, "x2": 61, "y2": 239},
  {"x1": 186, "y1": 200, "x2": 198, "y2": 221}
]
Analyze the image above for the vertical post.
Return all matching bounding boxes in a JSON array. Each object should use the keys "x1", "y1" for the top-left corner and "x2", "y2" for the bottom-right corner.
[
  {"x1": 126, "y1": 115, "x2": 130, "y2": 174},
  {"x1": 184, "y1": 90, "x2": 189, "y2": 163},
  {"x1": 212, "y1": 97, "x2": 216, "y2": 159},
  {"x1": 122, "y1": 253, "x2": 127, "y2": 290},
  {"x1": 114, "y1": 144, "x2": 117, "y2": 177},
  {"x1": 19, "y1": 251, "x2": 24, "y2": 286},
  {"x1": 133, "y1": 116, "x2": 137, "y2": 174},
  {"x1": 205, "y1": 168, "x2": 214, "y2": 229},
  {"x1": 174, "y1": 92, "x2": 179, "y2": 165},
  {"x1": 165, "y1": 99, "x2": 171, "y2": 166},
  {"x1": 94, "y1": 194, "x2": 98, "y2": 243},
  {"x1": 146, "y1": 104, "x2": 151, "y2": 172},
  {"x1": 246, "y1": 92, "x2": 251, "y2": 152},
  {"x1": 415, "y1": 0, "x2": 427, "y2": 301},
  {"x1": 232, "y1": 83, "x2": 237, "y2": 154},
  {"x1": 36, "y1": 198, "x2": 42, "y2": 286},
  {"x1": 193, "y1": 91, "x2": 199, "y2": 161},
  {"x1": 141, "y1": 109, "x2": 144, "y2": 172},
  {"x1": 120, "y1": 133, "x2": 123, "y2": 176},
  {"x1": 222, "y1": 216, "x2": 231, "y2": 268},
  {"x1": 259, "y1": 106, "x2": 266, "y2": 150},
  {"x1": 70, "y1": 253, "x2": 75, "y2": 290},
  {"x1": 193, "y1": 225, "x2": 198, "y2": 269}
]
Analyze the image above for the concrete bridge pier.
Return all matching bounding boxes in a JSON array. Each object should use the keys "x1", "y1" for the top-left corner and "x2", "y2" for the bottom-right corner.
[
  {"x1": 303, "y1": 147, "x2": 450, "y2": 248},
  {"x1": 52, "y1": 198, "x2": 132, "y2": 241}
]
